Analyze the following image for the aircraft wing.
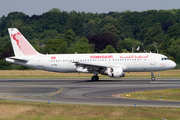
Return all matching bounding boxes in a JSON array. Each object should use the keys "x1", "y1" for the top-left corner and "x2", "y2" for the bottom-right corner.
[{"x1": 73, "y1": 61, "x2": 127, "y2": 70}]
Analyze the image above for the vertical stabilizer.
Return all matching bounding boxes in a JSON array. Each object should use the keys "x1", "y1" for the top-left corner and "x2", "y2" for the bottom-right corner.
[{"x1": 8, "y1": 28, "x2": 39, "y2": 56}]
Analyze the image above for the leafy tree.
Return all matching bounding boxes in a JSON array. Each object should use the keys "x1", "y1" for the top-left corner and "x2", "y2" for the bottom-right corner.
[
  {"x1": 23, "y1": 25, "x2": 34, "y2": 39},
  {"x1": 48, "y1": 8, "x2": 61, "y2": 13},
  {"x1": 161, "y1": 20, "x2": 174, "y2": 34},
  {"x1": 87, "y1": 33, "x2": 118, "y2": 52},
  {"x1": 167, "y1": 23, "x2": 180, "y2": 39},
  {"x1": 100, "y1": 45, "x2": 117, "y2": 53},
  {"x1": 138, "y1": 28, "x2": 148, "y2": 42},
  {"x1": 45, "y1": 39, "x2": 68, "y2": 54},
  {"x1": 71, "y1": 37, "x2": 94, "y2": 53},
  {"x1": 63, "y1": 29, "x2": 76, "y2": 46},
  {"x1": 6, "y1": 19, "x2": 25, "y2": 33},
  {"x1": 0, "y1": 59, "x2": 12, "y2": 70},
  {"x1": 118, "y1": 40, "x2": 132, "y2": 52},
  {"x1": 167, "y1": 38, "x2": 180, "y2": 61},
  {"x1": 118, "y1": 38, "x2": 141, "y2": 52},
  {"x1": 86, "y1": 20, "x2": 97, "y2": 36},
  {"x1": 65, "y1": 14, "x2": 84, "y2": 36},
  {"x1": 146, "y1": 44, "x2": 157, "y2": 53},
  {"x1": 0, "y1": 37, "x2": 2, "y2": 53},
  {"x1": 101, "y1": 23, "x2": 123, "y2": 40},
  {"x1": 144, "y1": 23, "x2": 164, "y2": 46},
  {"x1": 45, "y1": 29, "x2": 58, "y2": 39}
]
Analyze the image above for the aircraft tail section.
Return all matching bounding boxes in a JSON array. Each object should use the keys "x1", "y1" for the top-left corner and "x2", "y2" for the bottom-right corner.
[{"x1": 8, "y1": 28, "x2": 39, "y2": 56}]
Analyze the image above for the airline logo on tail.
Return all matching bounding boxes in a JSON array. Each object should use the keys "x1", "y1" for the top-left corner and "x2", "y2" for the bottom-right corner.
[
  {"x1": 10, "y1": 30, "x2": 38, "y2": 56},
  {"x1": 11, "y1": 32, "x2": 21, "y2": 49}
]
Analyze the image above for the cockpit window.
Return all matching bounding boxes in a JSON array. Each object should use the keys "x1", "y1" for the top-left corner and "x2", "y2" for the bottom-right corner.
[{"x1": 161, "y1": 57, "x2": 170, "y2": 60}]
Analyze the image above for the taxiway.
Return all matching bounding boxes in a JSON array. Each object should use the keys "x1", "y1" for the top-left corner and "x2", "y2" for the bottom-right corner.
[{"x1": 0, "y1": 78, "x2": 180, "y2": 107}]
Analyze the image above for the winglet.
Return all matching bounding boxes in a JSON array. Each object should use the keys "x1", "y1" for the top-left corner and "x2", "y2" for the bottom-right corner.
[{"x1": 8, "y1": 28, "x2": 39, "y2": 56}]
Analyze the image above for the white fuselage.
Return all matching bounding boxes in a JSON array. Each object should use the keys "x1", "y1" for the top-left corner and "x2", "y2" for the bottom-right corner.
[{"x1": 6, "y1": 53, "x2": 176, "y2": 74}]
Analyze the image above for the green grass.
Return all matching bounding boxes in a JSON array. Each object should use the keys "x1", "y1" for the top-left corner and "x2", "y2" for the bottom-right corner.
[
  {"x1": 0, "y1": 99, "x2": 180, "y2": 120},
  {"x1": 121, "y1": 89, "x2": 180, "y2": 101}
]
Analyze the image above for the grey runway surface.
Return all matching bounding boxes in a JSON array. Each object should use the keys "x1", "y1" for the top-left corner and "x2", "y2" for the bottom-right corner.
[{"x1": 0, "y1": 78, "x2": 180, "y2": 107}]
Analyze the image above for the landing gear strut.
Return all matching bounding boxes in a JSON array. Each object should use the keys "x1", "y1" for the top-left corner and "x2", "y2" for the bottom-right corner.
[
  {"x1": 151, "y1": 71, "x2": 155, "y2": 81},
  {"x1": 91, "y1": 71, "x2": 99, "y2": 81}
]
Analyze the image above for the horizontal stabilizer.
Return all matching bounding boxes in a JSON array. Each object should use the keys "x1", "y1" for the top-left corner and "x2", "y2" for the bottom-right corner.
[{"x1": 6, "y1": 57, "x2": 29, "y2": 62}]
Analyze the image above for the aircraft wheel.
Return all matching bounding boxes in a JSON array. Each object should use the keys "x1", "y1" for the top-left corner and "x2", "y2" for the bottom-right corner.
[
  {"x1": 91, "y1": 76, "x2": 99, "y2": 81},
  {"x1": 151, "y1": 77, "x2": 155, "y2": 81},
  {"x1": 96, "y1": 76, "x2": 99, "y2": 81}
]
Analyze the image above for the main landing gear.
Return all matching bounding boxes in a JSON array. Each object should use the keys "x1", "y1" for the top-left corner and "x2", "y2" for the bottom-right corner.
[
  {"x1": 91, "y1": 75, "x2": 99, "y2": 81},
  {"x1": 91, "y1": 71, "x2": 99, "y2": 81},
  {"x1": 151, "y1": 71, "x2": 155, "y2": 81}
]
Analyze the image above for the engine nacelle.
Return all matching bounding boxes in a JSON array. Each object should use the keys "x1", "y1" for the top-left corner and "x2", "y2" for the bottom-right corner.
[{"x1": 107, "y1": 68, "x2": 125, "y2": 78}]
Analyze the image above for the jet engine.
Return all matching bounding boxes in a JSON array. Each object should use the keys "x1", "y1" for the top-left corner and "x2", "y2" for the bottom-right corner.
[{"x1": 107, "y1": 68, "x2": 125, "y2": 78}]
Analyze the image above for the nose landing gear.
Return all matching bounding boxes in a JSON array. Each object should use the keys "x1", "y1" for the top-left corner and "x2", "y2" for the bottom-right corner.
[{"x1": 151, "y1": 71, "x2": 155, "y2": 81}]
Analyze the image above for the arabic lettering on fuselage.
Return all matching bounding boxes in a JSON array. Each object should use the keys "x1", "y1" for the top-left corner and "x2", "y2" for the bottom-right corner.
[
  {"x1": 119, "y1": 55, "x2": 149, "y2": 59},
  {"x1": 90, "y1": 55, "x2": 113, "y2": 59}
]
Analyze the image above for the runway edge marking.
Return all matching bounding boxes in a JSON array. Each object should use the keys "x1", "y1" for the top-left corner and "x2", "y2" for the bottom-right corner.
[{"x1": 49, "y1": 87, "x2": 63, "y2": 97}]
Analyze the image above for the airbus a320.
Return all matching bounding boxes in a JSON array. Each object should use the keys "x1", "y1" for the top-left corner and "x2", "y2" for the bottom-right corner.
[{"x1": 6, "y1": 28, "x2": 176, "y2": 81}]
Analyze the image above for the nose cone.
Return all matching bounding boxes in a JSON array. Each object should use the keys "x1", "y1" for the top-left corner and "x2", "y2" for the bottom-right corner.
[{"x1": 170, "y1": 61, "x2": 176, "y2": 69}]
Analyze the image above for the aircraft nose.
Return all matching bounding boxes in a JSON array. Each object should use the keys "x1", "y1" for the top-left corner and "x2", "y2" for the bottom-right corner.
[{"x1": 170, "y1": 61, "x2": 176, "y2": 68}]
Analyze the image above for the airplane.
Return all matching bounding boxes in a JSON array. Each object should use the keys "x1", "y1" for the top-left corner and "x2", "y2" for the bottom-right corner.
[{"x1": 6, "y1": 28, "x2": 176, "y2": 81}]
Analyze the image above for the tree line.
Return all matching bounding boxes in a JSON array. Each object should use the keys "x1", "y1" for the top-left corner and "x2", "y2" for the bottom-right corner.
[{"x1": 0, "y1": 8, "x2": 180, "y2": 70}]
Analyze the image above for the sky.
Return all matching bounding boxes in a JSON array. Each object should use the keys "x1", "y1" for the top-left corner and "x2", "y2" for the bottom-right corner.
[{"x1": 0, "y1": 0, "x2": 180, "y2": 17}]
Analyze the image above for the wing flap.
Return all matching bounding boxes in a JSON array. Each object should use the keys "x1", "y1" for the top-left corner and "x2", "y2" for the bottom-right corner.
[{"x1": 73, "y1": 61, "x2": 127, "y2": 70}]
